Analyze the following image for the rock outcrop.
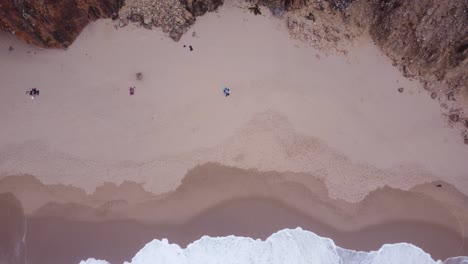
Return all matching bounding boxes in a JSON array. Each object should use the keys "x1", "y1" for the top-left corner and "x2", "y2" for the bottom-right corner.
[
  {"x1": 259, "y1": 0, "x2": 306, "y2": 13},
  {"x1": 285, "y1": 0, "x2": 362, "y2": 53},
  {"x1": 117, "y1": 0, "x2": 196, "y2": 41},
  {"x1": 182, "y1": 0, "x2": 223, "y2": 17},
  {"x1": 365, "y1": 0, "x2": 468, "y2": 93},
  {"x1": 279, "y1": 0, "x2": 467, "y2": 94},
  {"x1": 117, "y1": 0, "x2": 222, "y2": 41},
  {"x1": 0, "y1": 0, "x2": 123, "y2": 48},
  {"x1": 344, "y1": 0, "x2": 467, "y2": 140},
  {"x1": 1, "y1": 0, "x2": 466, "y2": 97}
]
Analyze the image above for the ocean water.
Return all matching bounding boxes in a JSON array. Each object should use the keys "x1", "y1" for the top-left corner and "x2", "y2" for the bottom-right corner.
[{"x1": 80, "y1": 228, "x2": 468, "y2": 264}]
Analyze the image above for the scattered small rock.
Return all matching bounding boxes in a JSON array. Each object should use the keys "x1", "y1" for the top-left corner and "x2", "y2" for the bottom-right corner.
[
  {"x1": 118, "y1": 20, "x2": 128, "y2": 28},
  {"x1": 169, "y1": 31, "x2": 183, "y2": 42},
  {"x1": 136, "y1": 72, "x2": 143, "y2": 81},
  {"x1": 397, "y1": 87, "x2": 404, "y2": 93},
  {"x1": 465, "y1": 119, "x2": 468, "y2": 128},
  {"x1": 446, "y1": 91, "x2": 456, "y2": 101},
  {"x1": 423, "y1": 81, "x2": 430, "y2": 90},
  {"x1": 436, "y1": 184, "x2": 442, "y2": 187},
  {"x1": 314, "y1": 2, "x2": 325, "y2": 11},
  {"x1": 143, "y1": 16, "x2": 152, "y2": 25},
  {"x1": 192, "y1": 31, "x2": 197, "y2": 37},
  {"x1": 449, "y1": 113, "x2": 460, "y2": 122},
  {"x1": 189, "y1": 45, "x2": 193, "y2": 51},
  {"x1": 430, "y1": 92, "x2": 437, "y2": 99},
  {"x1": 401, "y1": 65, "x2": 413, "y2": 78},
  {"x1": 183, "y1": 45, "x2": 186, "y2": 48},
  {"x1": 248, "y1": 4, "x2": 261, "y2": 15},
  {"x1": 8, "y1": 46, "x2": 14, "y2": 52},
  {"x1": 465, "y1": 135, "x2": 468, "y2": 145},
  {"x1": 306, "y1": 12, "x2": 316, "y2": 22},
  {"x1": 175, "y1": 16, "x2": 185, "y2": 25}
]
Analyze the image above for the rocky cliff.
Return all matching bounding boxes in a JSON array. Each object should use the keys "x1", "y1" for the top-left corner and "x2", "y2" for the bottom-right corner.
[
  {"x1": 1, "y1": 0, "x2": 466, "y2": 95},
  {"x1": 256, "y1": 0, "x2": 468, "y2": 94},
  {"x1": 364, "y1": 0, "x2": 467, "y2": 94},
  {"x1": 115, "y1": 0, "x2": 223, "y2": 41},
  {"x1": 0, "y1": 0, "x2": 123, "y2": 48}
]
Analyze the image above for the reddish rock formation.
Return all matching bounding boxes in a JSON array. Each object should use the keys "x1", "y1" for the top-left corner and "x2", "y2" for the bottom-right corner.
[
  {"x1": 0, "y1": 0, "x2": 466, "y2": 96},
  {"x1": 365, "y1": 0, "x2": 468, "y2": 93},
  {"x1": 0, "y1": 0, "x2": 123, "y2": 48}
]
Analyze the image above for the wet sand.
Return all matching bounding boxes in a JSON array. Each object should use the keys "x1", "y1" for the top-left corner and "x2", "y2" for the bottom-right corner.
[
  {"x1": 1, "y1": 164, "x2": 467, "y2": 263},
  {"x1": 23, "y1": 199, "x2": 467, "y2": 264},
  {"x1": 0, "y1": 192, "x2": 466, "y2": 264}
]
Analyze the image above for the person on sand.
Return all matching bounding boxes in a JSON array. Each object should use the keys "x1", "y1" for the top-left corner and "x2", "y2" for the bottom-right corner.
[
  {"x1": 223, "y1": 87, "x2": 230, "y2": 97},
  {"x1": 27, "y1": 88, "x2": 39, "y2": 99}
]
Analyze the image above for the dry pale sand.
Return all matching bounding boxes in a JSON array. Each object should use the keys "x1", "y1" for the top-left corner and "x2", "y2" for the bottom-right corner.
[{"x1": 0, "y1": 3, "x2": 467, "y2": 203}]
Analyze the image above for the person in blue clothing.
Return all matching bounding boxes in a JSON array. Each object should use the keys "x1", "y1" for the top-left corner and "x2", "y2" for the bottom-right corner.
[{"x1": 223, "y1": 87, "x2": 231, "y2": 97}]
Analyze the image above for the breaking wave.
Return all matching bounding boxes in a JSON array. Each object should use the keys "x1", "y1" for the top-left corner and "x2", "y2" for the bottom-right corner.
[{"x1": 80, "y1": 228, "x2": 468, "y2": 264}]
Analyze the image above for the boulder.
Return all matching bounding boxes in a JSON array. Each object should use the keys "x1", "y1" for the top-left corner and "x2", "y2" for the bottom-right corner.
[{"x1": 182, "y1": 0, "x2": 223, "y2": 17}]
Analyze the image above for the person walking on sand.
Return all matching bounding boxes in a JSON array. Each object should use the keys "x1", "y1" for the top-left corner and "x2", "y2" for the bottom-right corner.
[
  {"x1": 26, "y1": 88, "x2": 39, "y2": 99},
  {"x1": 223, "y1": 87, "x2": 231, "y2": 97}
]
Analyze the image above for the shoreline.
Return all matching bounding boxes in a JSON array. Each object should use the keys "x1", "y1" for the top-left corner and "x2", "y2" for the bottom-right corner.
[
  {"x1": 1, "y1": 163, "x2": 467, "y2": 263},
  {"x1": 1, "y1": 191, "x2": 466, "y2": 264},
  {"x1": 3, "y1": 163, "x2": 468, "y2": 231},
  {"x1": 25, "y1": 200, "x2": 468, "y2": 264}
]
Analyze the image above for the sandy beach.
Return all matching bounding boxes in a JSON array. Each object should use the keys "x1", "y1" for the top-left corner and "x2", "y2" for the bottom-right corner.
[{"x1": 1, "y1": 2, "x2": 467, "y2": 263}]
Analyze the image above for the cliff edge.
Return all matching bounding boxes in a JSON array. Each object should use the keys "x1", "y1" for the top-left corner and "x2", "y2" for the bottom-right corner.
[{"x1": 0, "y1": 0, "x2": 123, "y2": 48}]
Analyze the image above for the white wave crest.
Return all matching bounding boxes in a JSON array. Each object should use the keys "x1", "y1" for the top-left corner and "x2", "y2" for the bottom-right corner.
[
  {"x1": 81, "y1": 228, "x2": 468, "y2": 264},
  {"x1": 79, "y1": 258, "x2": 110, "y2": 264}
]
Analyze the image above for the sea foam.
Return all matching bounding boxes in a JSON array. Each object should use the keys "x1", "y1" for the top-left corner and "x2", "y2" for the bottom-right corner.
[{"x1": 81, "y1": 228, "x2": 468, "y2": 264}]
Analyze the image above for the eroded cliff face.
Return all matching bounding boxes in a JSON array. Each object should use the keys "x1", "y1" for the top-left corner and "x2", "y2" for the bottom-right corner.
[
  {"x1": 115, "y1": 0, "x2": 222, "y2": 42},
  {"x1": 364, "y1": 0, "x2": 468, "y2": 93},
  {"x1": 258, "y1": 0, "x2": 468, "y2": 94},
  {"x1": 1, "y1": 0, "x2": 466, "y2": 99},
  {"x1": 344, "y1": 0, "x2": 467, "y2": 141},
  {"x1": 0, "y1": 0, "x2": 123, "y2": 48}
]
